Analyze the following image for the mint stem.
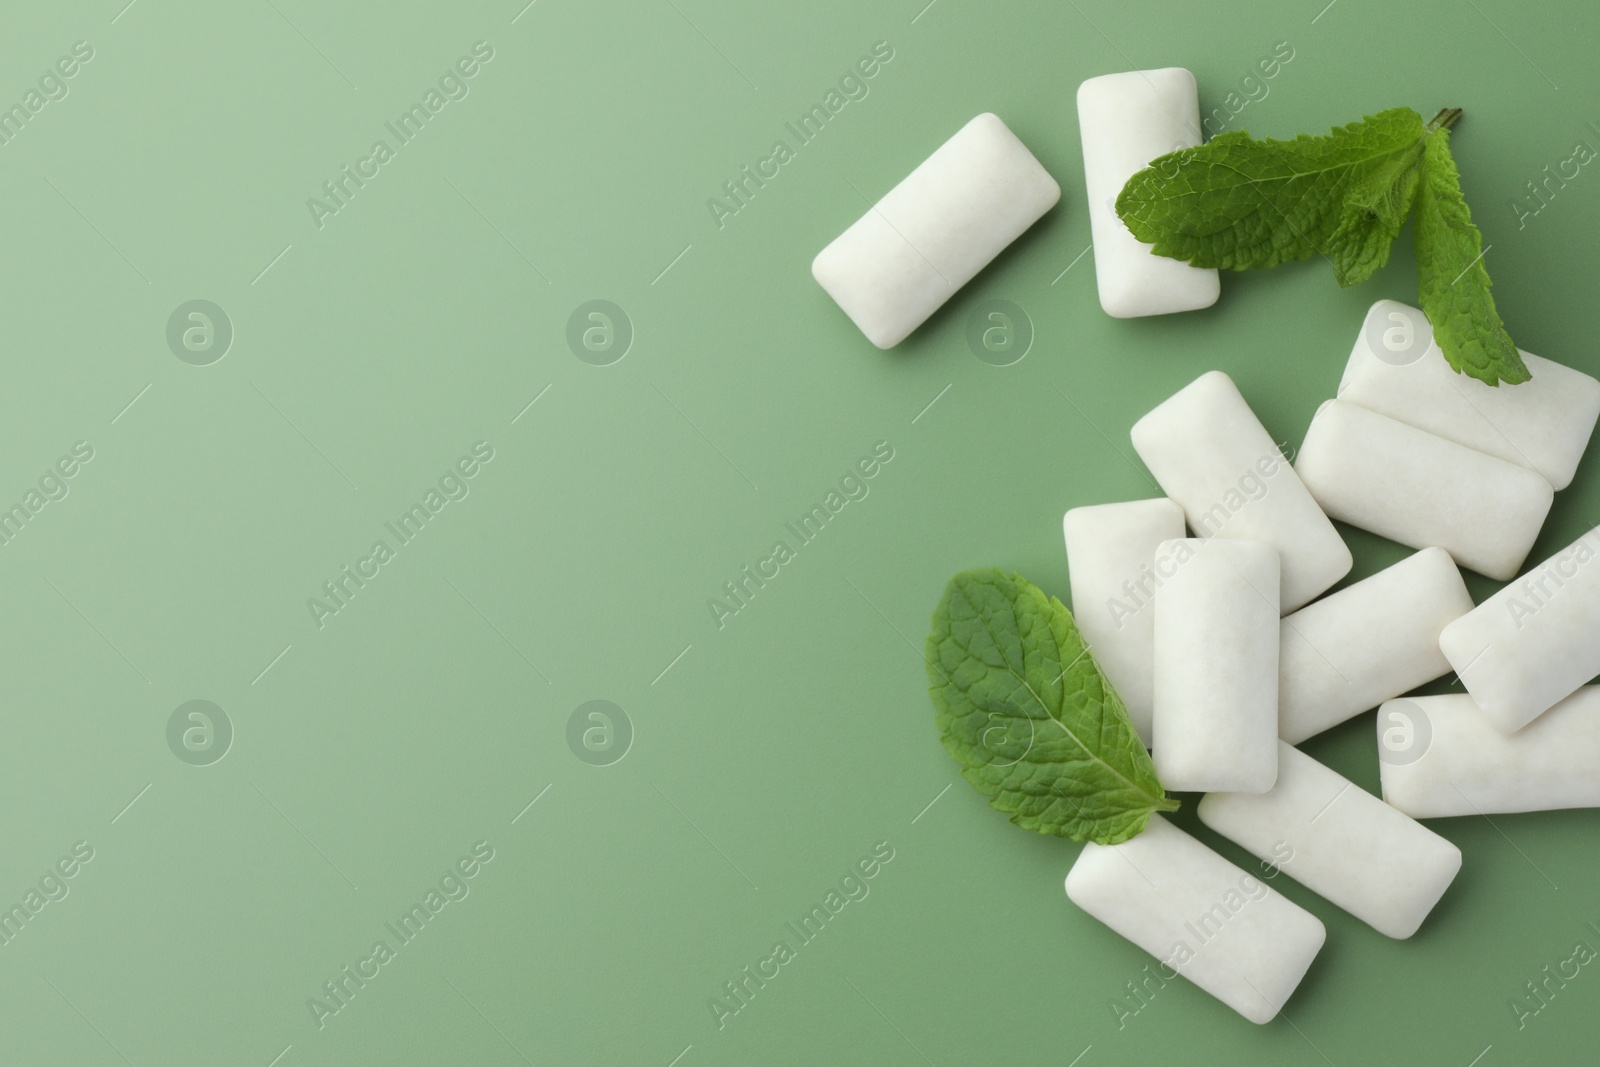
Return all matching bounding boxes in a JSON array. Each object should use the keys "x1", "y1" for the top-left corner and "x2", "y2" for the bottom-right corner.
[{"x1": 1427, "y1": 107, "x2": 1462, "y2": 133}]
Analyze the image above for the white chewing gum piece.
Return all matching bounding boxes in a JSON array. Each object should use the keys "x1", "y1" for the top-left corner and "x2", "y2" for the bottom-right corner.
[
  {"x1": 1130, "y1": 371, "x2": 1351, "y2": 612},
  {"x1": 1438, "y1": 525, "x2": 1600, "y2": 732},
  {"x1": 1199, "y1": 741, "x2": 1461, "y2": 939},
  {"x1": 1294, "y1": 399, "x2": 1553, "y2": 582},
  {"x1": 1152, "y1": 538, "x2": 1279, "y2": 793},
  {"x1": 811, "y1": 113, "x2": 1060, "y2": 348},
  {"x1": 1278, "y1": 548, "x2": 1473, "y2": 744},
  {"x1": 1076, "y1": 68, "x2": 1220, "y2": 317},
  {"x1": 1065, "y1": 814, "x2": 1325, "y2": 1024},
  {"x1": 1379, "y1": 689, "x2": 1600, "y2": 816}
]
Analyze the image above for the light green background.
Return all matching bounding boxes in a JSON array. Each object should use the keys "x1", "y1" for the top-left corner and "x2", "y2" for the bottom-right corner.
[{"x1": 2, "y1": 0, "x2": 1598, "y2": 1063}]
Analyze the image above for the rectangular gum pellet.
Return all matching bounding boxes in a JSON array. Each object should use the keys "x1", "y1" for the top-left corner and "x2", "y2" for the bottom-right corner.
[
  {"x1": 811, "y1": 113, "x2": 1060, "y2": 348},
  {"x1": 1130, "y1": 371, "x2": 1352, "y2": 612},
  {"x1": 1278, "y1": 548, "x2": 1473, "y2": 744},
  {"x1": 1294, "y1": 399, "x2": 1553, "y2": 581},
  {"x1": 1065, "y1": 814, "x2": 1325, "y2": 1024},
  {"x1": 1064, "y1": 498, "x2": 1187, "y2": 745},
  {"x1": 1337, "y1": 299, "x2": 1600, "y2": 490},
  {"x1": 1152, "y1": 538, "x2": 1279, "y2": 793},
  {"x1": 1438, "y1": 525, "x2": 1600, "y2": 732},
  {"x1": 1378, "y1": 689, "x2": 1600, "y2": 816},
  {"x1": 1199, "y1": 741, "x2": 1462, "y2": 939},
  {"x1": 1076, "y1": 68, "x2": 1220, "y2": 317}
]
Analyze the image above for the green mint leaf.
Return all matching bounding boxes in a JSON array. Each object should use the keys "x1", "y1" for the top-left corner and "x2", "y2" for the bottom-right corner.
[
  {"x1": 1414, "y1": 127, "x2": 1530, "y2": 385},
  {"x1": 1115, "y1": 107, "x2": 1426, "y2": 283},
  {"x1": 925, "y1": 569, "x2": 1177, "y2": 845}
]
